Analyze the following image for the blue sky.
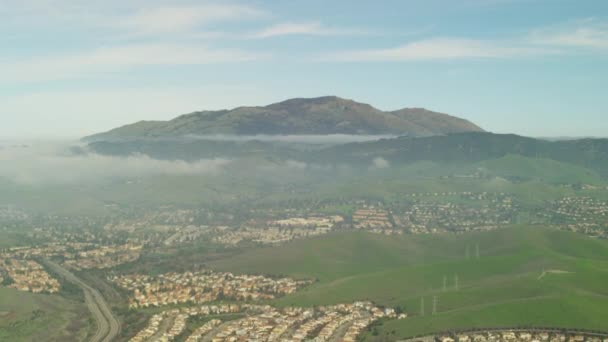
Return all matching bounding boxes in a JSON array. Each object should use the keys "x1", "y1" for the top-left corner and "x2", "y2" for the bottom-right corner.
[{"x1": 1, "y1": 0, "x2": 607, "y2": 138}]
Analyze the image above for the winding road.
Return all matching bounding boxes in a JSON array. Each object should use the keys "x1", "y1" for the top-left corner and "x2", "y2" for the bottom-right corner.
[{"x1": 43, "y1": 260, "x2": 120, "y2": 342}]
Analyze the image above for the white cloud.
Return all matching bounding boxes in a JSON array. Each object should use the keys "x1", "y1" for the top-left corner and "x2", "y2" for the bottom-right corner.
[
  {"x1": 1, "y1": 44, "x2": 267, "y2": 83},
  {"x1": 253, "y1": 22, "x2": 365, "y2": 38},
  {"x1": 371, "y1": 157, "x2": 390, "y2": 169},
  {"x1": 0, "y1": 142, "x2": 231, "y2": 185},
  {"x1": 323, "y1": 19, "x2": 608, "y2": 63},
  {"x1": 285, "y1": 160, "x2": 308, "y2": 169},
  {"x1": 529, "y1": 21, "x2": 608, "y2": 49},
  {"x1": 0, "y1": 2, "x2": 265, "y2": 34},
  {"x1": 324, "y1": 38, "x2": 551, "y2": 62},
  {"x1": 114, "y1": 4, "x2": 265, "y2": 35},
  {"x1": 184, "y1": 134, "x2": 395, "y2": 144}
]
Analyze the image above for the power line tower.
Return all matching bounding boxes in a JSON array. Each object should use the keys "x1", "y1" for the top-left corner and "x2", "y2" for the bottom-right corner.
[
  {"x1": 432, "y1": 296, "x2": 438, "y2": 315},
  {"x1": 420, "y1": 297, "x2": 425, "y2": 316}
]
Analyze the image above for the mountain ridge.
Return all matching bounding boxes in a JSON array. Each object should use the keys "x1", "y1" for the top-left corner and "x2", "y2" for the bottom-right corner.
[{"x1": 84, "y1": 96, "x2": 483, "y2": 141}]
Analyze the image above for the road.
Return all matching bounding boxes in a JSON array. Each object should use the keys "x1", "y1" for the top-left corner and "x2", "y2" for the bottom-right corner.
[{"x1": 44, "y1": 260, "x2": 121, "y2": 342}]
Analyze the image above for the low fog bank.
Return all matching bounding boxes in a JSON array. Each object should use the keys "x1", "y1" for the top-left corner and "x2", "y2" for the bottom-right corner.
[
  {"x1": 0, "y1": 140, "x2": 393, "y2": 186},
  {"x1": 0, "y1": 141, "x2": 230, "y2": 185},
  {"x1": 183, "y1": 134, "x2": 398, "y2": 144}
]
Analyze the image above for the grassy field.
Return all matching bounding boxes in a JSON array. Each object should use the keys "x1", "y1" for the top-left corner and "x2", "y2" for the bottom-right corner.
[
  {"x1": 0, "y1": 231, "x2": 30, "y2": 249},
  {"x1": 0, "y1": 287, "x2": 91, "y2": 342},
  {"x1": 208, "y1": 227, "x2": 608, "y2": 340},
  {"x1": 477, "y1": 154, "x2": 604, "y2": 185}
]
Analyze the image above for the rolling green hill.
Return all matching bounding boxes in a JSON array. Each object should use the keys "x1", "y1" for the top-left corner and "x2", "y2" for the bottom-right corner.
[
  {"x1": 208, "y1": 227, "x2": 608, "y2": 340},
  {"x1": 315, "y1": 132, "x2": 608, "y2": 176},
  {"x1": 84, "y1": 96, "x2": 483, "y2": 140},
  {"x1": 0, "y1": 287, "x2": 90, "y2": 341},
  {"x1": 86, "y1": 131, "x2": 608, "y2": 179},
  {"x1": 477, "y1": 154, "x2": 603, "y2": 184}
]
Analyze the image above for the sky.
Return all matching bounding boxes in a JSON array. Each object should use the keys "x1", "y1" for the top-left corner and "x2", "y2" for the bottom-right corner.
[{"x1": 1, "y1": 0, "x2": 607, "y2": 138}]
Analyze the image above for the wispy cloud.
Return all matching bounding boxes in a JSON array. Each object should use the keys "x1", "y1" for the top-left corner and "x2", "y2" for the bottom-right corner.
[
  {"x1": 0, "y1": 142, "x2": 230, "y2": 185},
  {"x1": 113, "y1": 4, "x2": 266, "y2": 36},
  {"x1": 183, "y1": 134, "x2": 396, "y2": 144},
  {"x1": 324, "y1": 38, "x2": 551, "y2": 62},
  {"x1": 323, "y1": 20, "x2": 608, "y2": 62},
  {"x1": 461, "y1": 0, "x2": 534, "y2": 7},
  {"x1": 0, "y1": 2, "x2": 266, "y2": 35},
  {"x1": 529, "y1": 20, "x2": 608, "y2": 49},
  {"x1": 2, "y1": 44, "x2": 267, "y2": 83},
  {"x1": 253, "y1": 22, "x2": 367, "y2": 38},
  {"x1": 370, "y1": 157, "x2": 390, "y2": 169}
]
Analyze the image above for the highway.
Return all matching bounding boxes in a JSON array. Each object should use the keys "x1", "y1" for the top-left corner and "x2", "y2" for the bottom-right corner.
[{"x1": 44, "y1": 260, "x2": 121, "y2": 342}]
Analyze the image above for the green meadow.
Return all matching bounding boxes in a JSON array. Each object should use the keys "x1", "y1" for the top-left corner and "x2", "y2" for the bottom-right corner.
[
  {"x1": 209, "y1": 227, "x2": 608, "y2": 340},
  {"x1": 0, "y1": 287, "x2": 90, "y2": 342}
]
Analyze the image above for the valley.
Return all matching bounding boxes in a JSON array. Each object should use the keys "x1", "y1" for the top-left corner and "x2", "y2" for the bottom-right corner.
[{"x1": 2, "y1": 99, "x2": 608, "y2": 341}]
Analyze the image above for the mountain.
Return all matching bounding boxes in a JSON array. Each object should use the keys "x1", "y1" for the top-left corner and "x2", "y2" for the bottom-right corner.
[{"x1": 84, "y1": 96, "x2": 483, "y2": 140}]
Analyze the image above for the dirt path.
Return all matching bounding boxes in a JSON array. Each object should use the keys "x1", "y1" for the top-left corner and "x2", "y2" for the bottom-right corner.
[
  {"x1": 439, "y1": 295, "x2": 556, "y2": 315},
  {"x1": 538, "y1": 269, "x2": 572, "y2": 280}
]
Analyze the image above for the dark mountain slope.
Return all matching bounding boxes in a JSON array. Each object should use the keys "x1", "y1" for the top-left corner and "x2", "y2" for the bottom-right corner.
[{"x1": 84, "y1": 96, "x2": 483, "y2": 140}]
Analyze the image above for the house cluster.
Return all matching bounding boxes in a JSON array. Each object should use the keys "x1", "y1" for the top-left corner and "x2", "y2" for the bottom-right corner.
[
  {"x1": 394, "y1": 193, "x2": 515, "y2": 234},
  {"x1": 62, "y1": 244, "x2": 142, "y2": 270},
  {"x1": 131, "y1": 305, "x2": 244, "y2": 342},
  {"x1": 3, "y1": 243, "x2": 83, "y2": 259},
  {"x1": 0, "y1": 206, "x2": 29, "y2": 221},
  {"x1": 0, "y1": 256, "x2": 60, "y2": 293},
  {"x1": 129, "y1": 309, "x2": 190, "y2": 342},
  {"x1": 1, "y1": 242, "x2": 142, "y2": 270},
  {"x1": 434, "y1": 330, "x2": 608, "y2": 342},
  {"x1": 402, "y1": 192, "x2": 508, "y2": 200},
  {"x1": 212, "y1": 226, "x2": 330, "y2": 246},
  {"x1": 271, "y1": 216, "x2": 344, "y2": 229},
  {"x1": 185, "y1": 319, "x2": 222, "y2": 342},
  {"x1": 210, "y1": 215, "x2": 344, "y2": 246},
  {"x1": 163, "y1": 225, "x2": 206, "y2": 246},
  {"x1": 110, "y1": 270, "x2": 311, "y2": 309},
  {"x1": 549, "y1": 197, "x2": 608, "y2": 238},
  {"x1": 395, "y1": 202, "x2": 513, "y2": 234},
  {"x1": 104, "y1": 208, "x2": 197, "y2": 233},
  {"x1": 351, "y1": 207, "x2": 393, "y2": 230},
  {"x1": 129, "y1": 302, "x2": 404, "y2": 342}
]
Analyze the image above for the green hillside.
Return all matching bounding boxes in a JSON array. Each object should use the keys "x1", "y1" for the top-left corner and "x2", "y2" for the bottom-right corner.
[
  {"x1": 316, "y1": 132, "x2": 608, "y2": 174},
  {"x1": 208, "y1": 227, "x2": 608, "y2": 340},
  {"x1": 0, "y1": 287, "x2": 90, "y2": 341},
  {"x1": 86, "y1": 132, "x2": 608, "y2": 180},
  {"x1": 477, "y1": 154, "x2": 603, "y2": 184}
]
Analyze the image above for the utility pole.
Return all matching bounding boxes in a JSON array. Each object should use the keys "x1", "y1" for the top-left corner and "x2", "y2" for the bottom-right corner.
[
  {"x1": 432, "y1": 296, "x2": 438, "y2": 315},
  {"x1": 454, "y1": 274, "x2": 459, "y2": 291},
  {"x1": 420, "y1": 297, "x2": 425, "y2": 316},
  {"x1": 443, "y1": 275, "x2": 447, "y2": 292},
  {"x1": 476, "y1": 243, "x2": 480, "y2": 260},
  {"x1": 466, "y1": 245, "x2": 470, "y2": 259}
]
